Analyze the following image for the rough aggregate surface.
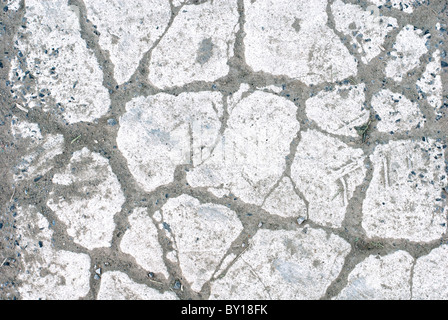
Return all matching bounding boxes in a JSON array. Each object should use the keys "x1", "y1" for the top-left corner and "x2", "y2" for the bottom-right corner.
[{"x1": 0, "y1": 0, "x2": 447, "y2": 300}]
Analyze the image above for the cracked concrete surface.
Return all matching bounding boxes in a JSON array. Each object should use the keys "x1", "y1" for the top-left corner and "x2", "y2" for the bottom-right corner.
[{"x1": 0, "y1": 0, "x2": 447, "y2": 300}]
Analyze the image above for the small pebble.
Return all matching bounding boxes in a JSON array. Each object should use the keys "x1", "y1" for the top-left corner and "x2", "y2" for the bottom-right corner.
[
  {"x1": 173, "y1": 280, "x2": 181, "y2": 290},
  {"x1": 297, "y1": 217, "x2": 306, "y2": 225}
]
